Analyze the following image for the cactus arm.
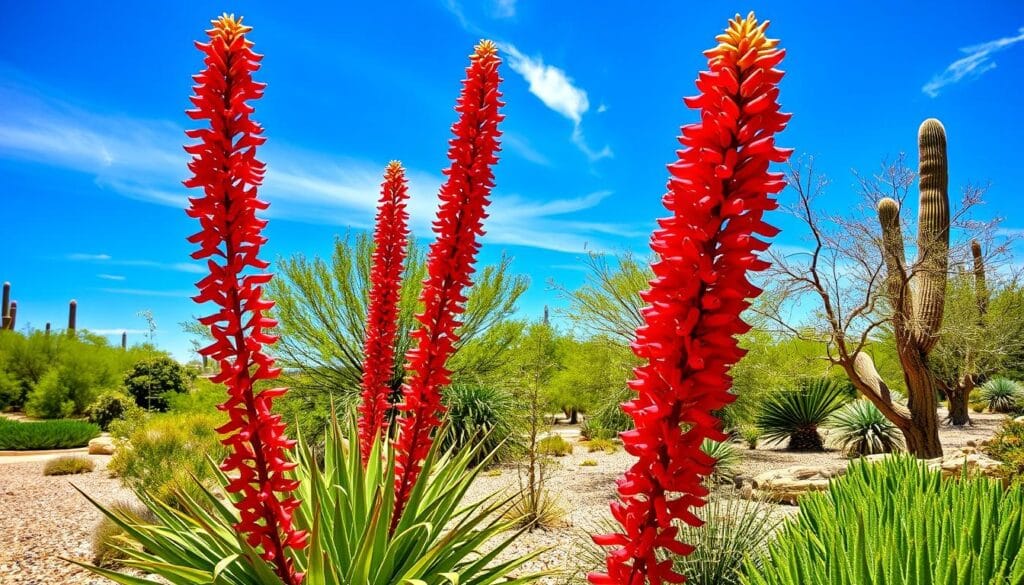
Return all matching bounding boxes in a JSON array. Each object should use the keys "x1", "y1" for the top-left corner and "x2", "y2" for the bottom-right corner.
[
  {"x1": 913, "y1": 118, "x2": 950, "y2": 352},
  {"x1": 877, "y1": 197, "x2": 913, "y2": 336},
  {"x1": 851, "y1": 352, "x2": 911, "y2": 421},
  {"x1": 970, "y1": 239, "x2": 988, "y2": 316}
]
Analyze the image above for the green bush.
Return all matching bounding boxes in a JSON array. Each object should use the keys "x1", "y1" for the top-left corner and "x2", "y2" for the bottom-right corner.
[
  {"x1": 537, "y1": 434, "x2": 573, "y2": 456},
  {"x1": 43, "y1": 455, "x2": 95, "y2": 475},
  {"x1": 983, "y1": 419, "x2": 1024, "y2": 484},
  {"x1": 108, "y1": 412, "x2": 227, "y2": 509},
  {"x1": 739, "y1": 425, "x2": 761, "y2": 450},
  {"x1": 581, "y1": 386, "x2": 632, "y2": 440},
  {"x1": 0, "y1": 418, "x2": 100, "y2": 450},
  {"x1": 980, "y1": 377, "x2": 1023, "y2": 413},
  {"x1": 826, "y1": 399, "x2": 903, "y2": 457},
  {"x1": 122, "y1": 356, "x2": 191, "y2": 412},
  {"x1": 756, "y1": 379, "x2": 848, "y2": 451},
  {"x1": 742, "y1": 456, "x2": 1024, "y2": 585},
  {"x1": 0, "y1": 369, "x2": 22, "y2": 411},
  {"x1": 584, "y1": 437, "x2": 618, "y2": 453},
  {"x1": 440, "y1": 384, "x2": 523, "y2": 463},
  {"x1": 87, "y1": 391, "x2": 139, "y2": 431},
  {"x1": 91, "y1": 501, "x2": 156, "y2": 568},
  {"x1": 701, "y1": 438, "x2": 740, "y2": 483},
  {"x1": 165, "y1": 376, "x2": 224, "y2": 414}
]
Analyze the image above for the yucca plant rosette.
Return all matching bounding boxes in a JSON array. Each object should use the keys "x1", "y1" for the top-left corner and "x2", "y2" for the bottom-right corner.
[{"x1": 72, "y1": 418, "x2": 549, "y2": 585}]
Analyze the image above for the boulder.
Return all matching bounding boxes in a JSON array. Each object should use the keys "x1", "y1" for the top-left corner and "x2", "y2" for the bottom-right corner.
[
  {"x1": 749, "y1": 464, "x2": 847, "y2": 505},
  {"x1": 931, "y1": 448, "x2": 1003, "y2": 480},
  {"x1": 88, "y1": 436, "x2": 116, "y2": 455}
]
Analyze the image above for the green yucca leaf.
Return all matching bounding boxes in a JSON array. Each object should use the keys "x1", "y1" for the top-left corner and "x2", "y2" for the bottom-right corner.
[{"x1": 756, "y1": 378, "x2": 848, "y2": 451}]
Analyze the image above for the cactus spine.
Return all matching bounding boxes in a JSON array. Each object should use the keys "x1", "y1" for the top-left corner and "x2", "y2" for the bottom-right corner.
[
  {"x1": 1, "y1": 282, "x2": 10, "y2": 330},
  {"x1": 68, "y1": 299, "x2": 77, "y2": 335}
]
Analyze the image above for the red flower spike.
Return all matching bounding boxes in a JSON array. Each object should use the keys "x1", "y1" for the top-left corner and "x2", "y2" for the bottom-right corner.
[
  {"x1": 184, "y1": 14, "x2": 306, "y2": 585},
  {"x1": 391, "y1": 40, "x2": 504, "y2": 531},
  {"x1": 357, "y1": 161, "x2": 411, "y2": 465},
  {"x1": 588, "y1": 13, "x2": 791, "y2": 585}
]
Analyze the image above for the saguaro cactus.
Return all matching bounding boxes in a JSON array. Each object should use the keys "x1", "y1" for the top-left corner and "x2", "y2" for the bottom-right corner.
[
  {"x1": 851, "y1": 118, "x2": 949, "y2": 456},
  {"x1": 7, "y1": 301, "x2": 16, "y2": 331},
  {"x1": 1, "y1": 282, "x2": 10, "y2": 330},
  {"x1": 68, "y1": 299, "x2": 77, "y2": 335},
  {"x1": 45, "y1": 322, "x2": 51, "y2": 336},
  {"x1": 121, "y1": 331, "x2": 128, "y2": 350}
]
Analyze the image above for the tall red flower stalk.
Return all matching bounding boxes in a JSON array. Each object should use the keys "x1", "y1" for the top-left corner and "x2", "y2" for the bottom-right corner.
[
  {"x1": 357, "y1": 161, "x2": 411, "y2": 464},
  {"x1": 184, "y1": 14, "x2": 306, "y2": 585},
  {"x1": 589, "y1": 13, "x2": 791, "y2": 585},
  {"x1": 391, "y1": 40, "x2": 504, "y2": 530}
]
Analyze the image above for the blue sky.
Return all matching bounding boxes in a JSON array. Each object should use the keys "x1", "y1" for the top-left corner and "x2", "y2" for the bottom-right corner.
[{"x1": 1, "y1": 1, "x2": 1022, "y2": 361}]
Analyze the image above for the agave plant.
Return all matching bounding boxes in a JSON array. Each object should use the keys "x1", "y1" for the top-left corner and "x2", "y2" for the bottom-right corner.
[
  {"x1": 980, "y1": 377, "x2": 1023, "y2": 413},
  {"x1": 440, "y1": 384, "x2": 523, "y2": 464},
  {"x1": 826, "y1": 399, "x2": 903, "y2": 457},
  {"x1": 756, "y1": 379, "x2": 848, "y2": 451},
  {"x1": 741, "y1": 456, "x2": 1024, "y2": 584},
  {"x1": 73, "y1": 418, "x2": 550, "y2": 585},
  {"x1": 700, "y1": 438, "x2": 740, "y2": 483}
]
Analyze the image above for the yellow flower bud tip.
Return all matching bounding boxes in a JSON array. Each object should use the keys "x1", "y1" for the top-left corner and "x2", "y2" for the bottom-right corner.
[
  {"x1": 211, "y1": 13, "x2": 252, "y2": 40},
  {"x1": 386, "y1": 160, "x2": 404, "y2": 173},
  {"x1": 474, "y1": 40, "x2": 499, "y2": 59}
]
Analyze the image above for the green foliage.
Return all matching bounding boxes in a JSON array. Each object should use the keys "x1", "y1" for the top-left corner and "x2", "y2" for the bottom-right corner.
[
  {"x1": 537, "y1": 434, "x2": 573, "y2": 456},
  {"x1": 0, "y1": 369, "x2": 21, "y2": 411},
  {"x1": 826, "y1": 399, "x2": 904, "y2": 457},
  {"x1": 742, "y1": 456, "x2": 1024, "y2": 585},
  {"x1": 701, "y1": 438, "x2": 740, "y2": 483},
  {"x1": 983, "y1": 420, "x2": 1024, "y2": 484},
  {"x1": 79, "y1": 418, "x2": 549, "y2": 585},
  {"x1": 756, "y1": 378, "x2": 848, "y2": 451},
  {"x1": 547, "y1": 336, "x2": 637, "y2": 420},
  {"x1": 580, "y1": 459, "x2": 598, "y2": 466},
  {"x1": 0, "y1": 418, "x2": 99, "y2": 450},
  {"x1": 739, "y1": 425, "x2": 761, "y2": 449},
  {"x1": 87, "y1": 391, "x2": 139, "y2": 431},
  {"x1": 268, "y1": 234, "x2": 527, "y2": 409},
  {"x1": 581, "y1": 385, "x2": 632, "y2": 440},
  {"x1": 43, "y1": 455, "x2": 95, "y2": 475},
  {"x1": 122, "y1": 356, "x2": 191, "y2": 412},
  {"x1": 91, "y1": 501, "x2": 157, "y2": 568},
  {"x1": 165, "y1": 376, "x2": 225, "y2": 414},
  {"x1": 584, "y1": 438, "x2": 618, "y2": 453},
  {"x1": 559, "y1": 252, "x2": 648, "y2": 344},
  {"x1": 107, "y1": 412, "x2": 228, "y2": 510},
  {"x1": 980, "y1": 377, "x2": 1023, "y2": 413},
  {"x1": 440, "y1": 384, "x2": 523, "y2": 464}
]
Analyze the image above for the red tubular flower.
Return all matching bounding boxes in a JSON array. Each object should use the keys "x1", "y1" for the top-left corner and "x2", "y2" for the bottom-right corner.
[
  {"x1": 391, "y1": 40, "x2": 504, "y2": 530},
  {"x1": 589, "y1": 13, "x2": 791, "y2": 585},
  {"x1": 357, "y1": 161, "x2": 411, "y2": 464},
  {"x1": 183, "y1": 14, "x2": 306, "y2": 585}
]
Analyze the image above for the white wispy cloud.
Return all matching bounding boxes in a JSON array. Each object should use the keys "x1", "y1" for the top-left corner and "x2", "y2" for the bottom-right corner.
[
  {"x1": 493, "y1": 0, "x2": 516, "y2": 18},
  {"x1": 97, "y1": 274, "x2": 125, "y2": 281},
  {"x1": 923, "y1": 26, "x2": 1024, "y2": 97},
  {"x1": 99, "y1": 288, "x2": 195, "y2": 298},
  {"x1": 502, "y1": 132, "x2": 550, "y2": 166},
  {"x1": 498, "y1": 42, "x2": 613, "y2": 161},
  {"x1": 0, "y1": 77, "x2": 623, "y2": 254}
]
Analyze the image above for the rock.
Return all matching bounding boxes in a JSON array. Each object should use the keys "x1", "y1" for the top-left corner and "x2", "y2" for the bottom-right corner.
[
  {"x1": 732, "y1": 474, "x2": 753, "y2": 489},
  {"x1": 931, "y1": 449, "x2": 1003, "y2": 480},
  {"x1": 88, "y1": 436, "x2": 116, "y2": 455},
  {"x1": 748, "y1": 464, "x2": 847, "y2": 505},
  {"x1": 1014, "y1": 416, "x2": 1024, "y2": 423}
]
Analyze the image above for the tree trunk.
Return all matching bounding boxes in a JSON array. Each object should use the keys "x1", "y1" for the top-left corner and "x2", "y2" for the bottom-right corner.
[
  {"x1": 569, "y1": 408, "x2": 578, "y2": 425},
  {"x1": 944, "y1": 384, "x2": 972, "y2": 427},
  {"x1": 901, "y1": 353, "x2": 944, "y2": 458}
]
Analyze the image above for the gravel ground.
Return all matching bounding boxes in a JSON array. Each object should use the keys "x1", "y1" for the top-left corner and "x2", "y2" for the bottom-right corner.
[
  {"x1": 0, "y1": 410, "x2": 1007, "y2": 585},
  {"x1": 0, "y1": 454, "x2": 137, "y2": 585}
]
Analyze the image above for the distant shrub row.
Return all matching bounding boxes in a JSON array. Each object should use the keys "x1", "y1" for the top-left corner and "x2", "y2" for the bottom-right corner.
[{"x1": 0, "y1": 417, "x2": 99, "y2": 450}]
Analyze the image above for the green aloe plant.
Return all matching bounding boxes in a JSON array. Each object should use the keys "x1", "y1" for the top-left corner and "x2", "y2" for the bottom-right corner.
[
  {"x1": 756, "y1": 379, "x2": 848, "y2": 451},
  {"x1": 70, "y1": 418, "x2": 550, "y2": 585},
  {"x1": 741, "y1": 456, "x2": 1024, "y2": 585}
]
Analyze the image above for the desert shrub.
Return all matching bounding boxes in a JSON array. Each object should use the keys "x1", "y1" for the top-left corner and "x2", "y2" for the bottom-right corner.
[
  {"x1": 980, "y1": 377, "x2": 1023, "y2": 413},
  {"x1": 91, "y1": 501, "x2": 156, "y2": 568},
  {"x1": 983, "y1": 419, "x2": 1024, "y2": 484},
  {"x1": 440, "y1": 384, "x2": 523, "y2": 463},
  {"x1": 701, "y1": 438, "x2": 740, "y2": 483},
  {"x1": 584, "y1": 437, "x2": 618, "y2": 453},
  {"x1": 505, "y1": 484, "x2": 566, "y2": 529},
  {"x1": 972, "y1": 401, "x2": 987, "y2": 413},
  {"x1": 165, "y1": 376, "x2": 224, "y2": 414},
  {"x1": 581, "y1": 386, "x2": 632, "y2": 440},
  {"x1": 742, "y1": 456, "x2": 1024, "y2": 585},
  {"x1": 87, "y1": 391, "x2": 139, "y2": 431},
  {"x1": 0, "y1": 331, "x2": 64, "y2": 410},
  {"x1": 580, "y1": 459, "x2": 598, "y2": 466},
  {"x1": 756, "y1": 378, "x2": 848, "y2": 451},
  {"x1": 739, "y1": 425, "x2": 761, "y2": 450},
  {"x1": 537, "y1": 434, "x2": 572, "y2": 456},
  {"x1": 43, "y1": 455, "x2": 95, "y2": 475},
  {"x1": 0, "y1": 417, "x2": 99, "y2": 450},
  {"x1": 572, "y1": 492, "x2": 779, "y2": 585},
  {"x1": 0, "y1": 369, "x2": 22, "y2": 411},
  {"x1": 108, "y1": 412, "x2": 227, "y2": 509},
  {"x1": 122, "y1": 356, "x2": 191, "y2": 412},
  {"x1": 826, "y1": 399, "x2": 903, "y2": 457}
]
